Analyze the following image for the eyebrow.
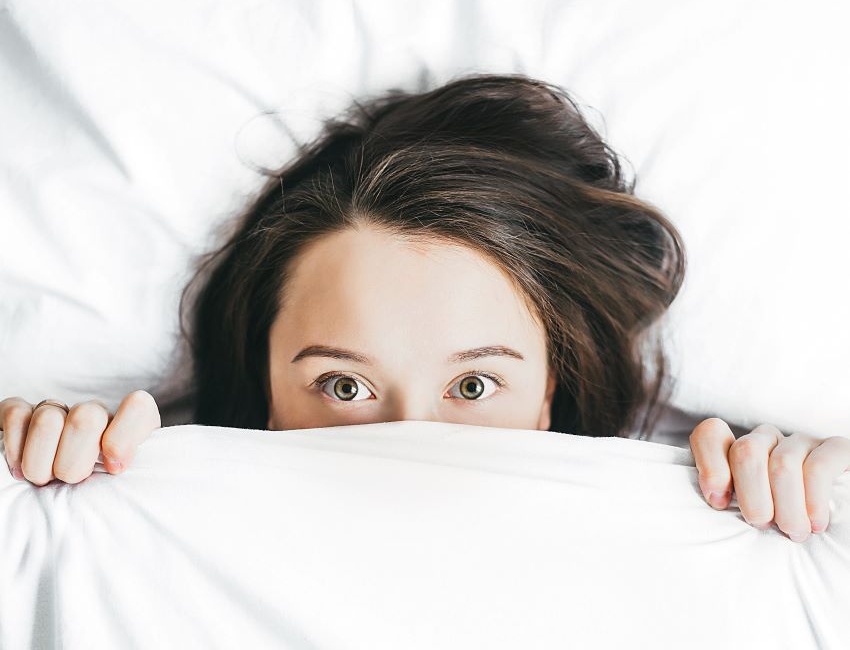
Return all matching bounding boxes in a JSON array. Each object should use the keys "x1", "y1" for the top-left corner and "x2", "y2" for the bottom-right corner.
[{"x1": 290, "y1": 345, "x2": 525, "y2": 364}]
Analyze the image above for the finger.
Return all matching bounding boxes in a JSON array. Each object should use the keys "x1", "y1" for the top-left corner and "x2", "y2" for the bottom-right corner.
[
  {"x1": 689, "y1": 418, "x2": 736, "y2": 509},
  {"x1": 729, "y1": 424, "x2": 784, "y2": 528},
  {"x1": 768, "y1": 434, "x2": 819, "y2": 541},
  {"x1": 0, "y1": 398, "x2": 34, "y2": 480},
  {"x1": 21, "y1": 402, "x2": 68, "y2": 486},
  {"x1": 53, "y1": 401, "x2": 110, "y2": 484},
  {"x1": 100, "y1": 391, "x2": 161, "y2": 474},
  {"x1": 804, "y1": 437, "x2": 850, "y2": 534}
]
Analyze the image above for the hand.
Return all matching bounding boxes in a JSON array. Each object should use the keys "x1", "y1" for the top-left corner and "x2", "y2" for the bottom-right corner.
[
  {"x1": 690, "y1": 418, "x2": 850, "y2": 541},
  {"x1": 1, "y1": 391, "x2": 161, "y2": 486}
]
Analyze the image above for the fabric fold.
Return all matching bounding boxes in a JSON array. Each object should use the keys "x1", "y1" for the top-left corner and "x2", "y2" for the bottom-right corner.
[{"x1": 1, "y1": 421, "x2": 848, "y2": 649}]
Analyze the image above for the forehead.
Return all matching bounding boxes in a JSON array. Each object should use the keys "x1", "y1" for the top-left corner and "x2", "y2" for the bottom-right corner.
[{"x1": 274, "y1": 226, "x2": 546, "y2": 359}]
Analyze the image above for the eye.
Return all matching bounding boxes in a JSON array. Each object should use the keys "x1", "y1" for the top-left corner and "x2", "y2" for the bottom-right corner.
[
  {"x1": 447, "y1": 373, "x2": 503, "y2": 401},
  {"x1": 316, "y1": 374, "x2": 374, "y2": 402}
]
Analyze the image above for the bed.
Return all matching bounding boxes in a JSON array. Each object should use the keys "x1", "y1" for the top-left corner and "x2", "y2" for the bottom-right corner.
[{"x1": 1, "y1": 0, "x2": 848, "y2": 647}]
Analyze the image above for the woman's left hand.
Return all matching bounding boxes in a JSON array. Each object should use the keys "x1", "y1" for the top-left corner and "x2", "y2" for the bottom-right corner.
[{"x1": 689, "y1": 418, "x2": 850, "y2": 542}]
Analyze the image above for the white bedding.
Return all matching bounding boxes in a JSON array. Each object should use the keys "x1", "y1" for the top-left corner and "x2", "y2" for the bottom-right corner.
[
  {"x1": 2, "y1": 421, "x2": 849, "y2": 649},
  {"x1": 1, "y1": 0, "x2": 848, "y2": 438},
  {"x1": 3, "y1": 2, "x2": 849, "y2": 647}
]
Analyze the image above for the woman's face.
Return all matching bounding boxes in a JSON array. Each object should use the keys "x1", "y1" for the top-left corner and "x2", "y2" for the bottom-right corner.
[{"x1": 267, "y1": 225, "x2": 556, "y2": 431}]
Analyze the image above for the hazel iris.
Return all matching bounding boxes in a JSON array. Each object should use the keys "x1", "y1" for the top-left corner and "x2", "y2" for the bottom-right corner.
[
  {"x1": 459, "y1": 376, "x2": 485, "y2": 399},
  {"x1": 333, "y1": 377, "x2": 359, "y2": 401}
]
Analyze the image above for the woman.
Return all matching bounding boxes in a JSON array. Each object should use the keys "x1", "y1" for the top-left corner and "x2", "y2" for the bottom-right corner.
[{"x1": 2, "y1": 73, "x2": 847, "y2": 543}]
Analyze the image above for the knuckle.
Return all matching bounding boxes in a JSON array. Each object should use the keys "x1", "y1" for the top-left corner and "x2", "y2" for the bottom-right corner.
[
  {"x1": 751, "y1": 422, "x2": 780, "y2": 433},
  {"x1": 5, "y1": 403, "x2": 33, "y2": 424},
  {"x1": 768, "y1": 454, "x2": 798, "y2": 482},
  {"x1": 123, "y1": 390, "x2": 161, "y2": 428},
  {"x1": 0, "y1": 396, "x2": 29, "y2": 410},
  {"x1": 728, "y1": 438, "x2": 762, "y2": 466},
  {"x1": 67, "y1": 402, "x2": 108, "y2": 429},
  {"x1": 30, "y1": 407, "x2": 65, "y2": 430},
  {"x1": 126, "y1": 390, "x2": 153, "y2": 408},
  {"x1": 690, "y1": 418, "x2": 727, "y2": 442},
  {"x1": 826, "y1": 436, "x2": 850, "y2": 455}
]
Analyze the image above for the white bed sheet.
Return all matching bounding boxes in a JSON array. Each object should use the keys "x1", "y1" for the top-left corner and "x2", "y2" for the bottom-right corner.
[
  {"x1": 2, "y1": 0, "x2": 848, "y2": 440},
  {"x1": 2, "y1": 421, "x2": 849, "y2": 649}
]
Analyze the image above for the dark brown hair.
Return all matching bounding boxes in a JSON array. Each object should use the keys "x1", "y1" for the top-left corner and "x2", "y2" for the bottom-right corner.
[{"x1": 180, "y1": 73, "x2": 686, "y2": 437}]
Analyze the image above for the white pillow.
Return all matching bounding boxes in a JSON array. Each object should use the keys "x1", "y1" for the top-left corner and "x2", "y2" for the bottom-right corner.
[{"x1": 1, "y1": 0, "x2": 846, "y2": 436}]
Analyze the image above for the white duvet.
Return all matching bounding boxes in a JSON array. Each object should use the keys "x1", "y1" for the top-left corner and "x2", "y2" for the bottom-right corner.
[{"x1": 2, "y1": 421, "x2": 849, "y2": 649}]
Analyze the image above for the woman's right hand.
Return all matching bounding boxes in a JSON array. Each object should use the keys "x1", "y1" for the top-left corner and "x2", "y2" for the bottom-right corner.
[{"x1": 0, "y1": 390, "x2": 161, "y2": 486}]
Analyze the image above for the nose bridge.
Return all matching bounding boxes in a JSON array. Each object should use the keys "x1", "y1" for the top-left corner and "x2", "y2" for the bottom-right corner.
[{"x1": 384, "y1": 389, "x2": 438, "y2": 423}]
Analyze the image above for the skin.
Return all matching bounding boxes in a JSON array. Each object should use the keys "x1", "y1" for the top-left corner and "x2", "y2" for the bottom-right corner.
[
  {"x1": 0, "y1": 391, "x2": 159, "y2": 484},
  {"x1": 265, "y1": 226, "x2": 555, "y2": 431},
  {"x1": 1, "y1": 224, "x2": 848, "y2": 543}
]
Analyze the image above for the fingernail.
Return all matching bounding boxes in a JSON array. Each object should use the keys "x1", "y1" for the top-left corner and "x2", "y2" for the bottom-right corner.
[
  {"x1": 105, "y1": 456, "x2": 124, "y2": 472},
  {"x1": 789, "y1": 532, "x2": 809, "y2": 543},
  {"x1": 10, "y1": 466, "x2": 24, "y2": 481},
  {"x1": 811, "y1": 520, "x2": 827, "y2": 533},
  {"x1": 708, "y1": 491, "x2": 730, "y2": 508}
]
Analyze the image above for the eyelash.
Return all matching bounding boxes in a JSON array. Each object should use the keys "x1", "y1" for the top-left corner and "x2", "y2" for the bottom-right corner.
[{"x1": 309, "y1": 371, "x2": 507, "y2": 398}]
